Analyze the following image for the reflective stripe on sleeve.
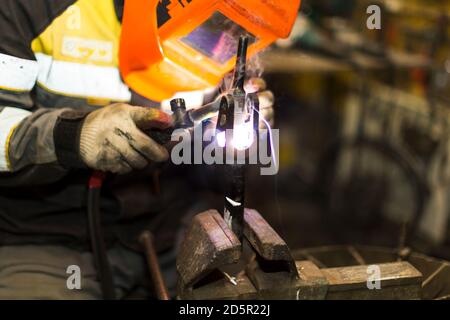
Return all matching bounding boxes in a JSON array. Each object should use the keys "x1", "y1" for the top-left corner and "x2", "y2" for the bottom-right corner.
[
  {"x1": 0, "y1": 53, "x2": 39, "y2": 92},
  {"x1": 36, "y1": 53, "x2": 131, "y2": 102},
  {"x1": 0, "y1": 107, "x2": 31, "y2": 172}
]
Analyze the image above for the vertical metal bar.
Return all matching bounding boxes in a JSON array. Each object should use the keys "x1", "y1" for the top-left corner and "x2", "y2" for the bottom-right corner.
[
  {"x1": 232, "y1": 36, "x2": 249, "y2": 93},
  {"x1": 225, "y1": 164, "x2": 246, "y2": 242},
  {"x1": 139, "y1": 231, "x2": 170, "y2": 300},
  {"x1": 223, "y1": 36, "x2": 250, "y2": 244}
]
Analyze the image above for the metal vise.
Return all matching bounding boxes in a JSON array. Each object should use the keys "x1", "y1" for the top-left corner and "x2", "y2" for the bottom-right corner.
[
  {"x1": 176, "y1": 209, "x2": 423, "y2": 300},
  {"x1": 177, "y1": 209, "x2": 322, "y2": 300}
]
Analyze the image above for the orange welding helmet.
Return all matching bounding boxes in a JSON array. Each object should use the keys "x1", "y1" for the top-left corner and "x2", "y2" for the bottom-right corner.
[{"x1": 119, "y1": 0, "x2": 301, "y2": 102}]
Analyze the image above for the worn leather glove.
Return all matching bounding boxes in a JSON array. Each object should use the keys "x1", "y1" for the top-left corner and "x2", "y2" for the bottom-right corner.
[
  {"x1": 79, "y1": 103, "x2": 173, "y2": 174},
  {"x1": 244, "y1": 77, "x2": 275, "y2": 129}
]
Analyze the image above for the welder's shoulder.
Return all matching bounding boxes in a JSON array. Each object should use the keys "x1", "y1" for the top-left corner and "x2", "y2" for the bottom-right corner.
[
  {"x1": 0, "y1": 0, "x2": 76, "y2": 59},
  {"x1": 0, "y1": 0, "x2": 77, "y2": 61},
  {"x1": 0, "y1": 0, "x2": 76, "y2": 108}
]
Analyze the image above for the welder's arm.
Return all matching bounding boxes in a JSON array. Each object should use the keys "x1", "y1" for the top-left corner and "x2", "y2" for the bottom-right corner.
[
  {"x1": 0, "y1": 104, "x2": 173, "y2": 186},
  {"x1": 0, "y1": 107, "x2": 78, "y2": 186},
  {"x1": 0, "y1": 0, "x2": 83, "y2": 186},
  {"x1": 78, "y1": 103, "x2": 172, "y2": 174}
]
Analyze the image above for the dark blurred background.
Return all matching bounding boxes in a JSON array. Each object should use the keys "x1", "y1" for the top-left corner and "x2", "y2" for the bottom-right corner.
[{"x1": 240, "y1": 0, "x2": 450, "y2": 261}]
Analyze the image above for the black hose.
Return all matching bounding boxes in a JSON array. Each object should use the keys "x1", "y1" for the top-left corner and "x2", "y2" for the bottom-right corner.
[{"x1": 87, "y1": 183, "x2": 116, "y2": 300}]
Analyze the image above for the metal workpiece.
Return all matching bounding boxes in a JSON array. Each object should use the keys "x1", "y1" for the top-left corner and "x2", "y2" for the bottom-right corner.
[
  {"x1": 216, "y1": 36, "x2": 257, "y2": 245},
  {"x1": 224, "y1": 165, "x2": 246, "y2": 242},
  {"x1": 177, "y1": 210, "x2": 242, "y2": 294},
  {"x1": 232, "y1": 36, "x2": 249, "y2": 95}
]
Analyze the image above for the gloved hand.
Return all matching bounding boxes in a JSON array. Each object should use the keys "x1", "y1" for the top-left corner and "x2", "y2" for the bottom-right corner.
[
  {"x1": 206, "y1": 76, "x2": 275, "y2": 129},
  {"x1": 79, "y1": 103, "x2": 173, "y2": 174},
  {"x1": 244, "y1": 77, "x2": 275, "y2": 129}
]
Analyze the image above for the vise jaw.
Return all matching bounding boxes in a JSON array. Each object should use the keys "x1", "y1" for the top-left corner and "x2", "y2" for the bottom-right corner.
[{"x1": 176, "y1": 209, "x2": 307, "y2": 300}]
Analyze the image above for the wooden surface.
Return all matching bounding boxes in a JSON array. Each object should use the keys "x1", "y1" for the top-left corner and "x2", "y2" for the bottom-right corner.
[{"x1": 322, "y1": 261, "x2": 422, "y2": 291}]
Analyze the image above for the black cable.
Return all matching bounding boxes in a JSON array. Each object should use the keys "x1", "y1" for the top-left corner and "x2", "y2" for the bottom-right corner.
[{"x1": 87, "y1": 183, "x2": 116, "y2": 300}]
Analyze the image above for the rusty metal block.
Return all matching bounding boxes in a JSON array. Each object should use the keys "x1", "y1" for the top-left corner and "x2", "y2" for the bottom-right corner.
[
  {"x1": 177, "y1": 210, "x2": 241, "y2": 293},
  {"x1": 322, "y1": 262, "x2": 423, "y2": 300},
  {"x1": 243, "y1": 209, "x2": 300, "y2": 299},
  {"x1": 295, "y1": 261, "x2": 328, "y2": 300},
  {"x1": 244, "y1": 209, "x2": 298, "y2": 275}
]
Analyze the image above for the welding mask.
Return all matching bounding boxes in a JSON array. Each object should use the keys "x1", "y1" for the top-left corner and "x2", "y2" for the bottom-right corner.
[{"x1": 119, "y1": 0, "x2": 301, "y2": 102}]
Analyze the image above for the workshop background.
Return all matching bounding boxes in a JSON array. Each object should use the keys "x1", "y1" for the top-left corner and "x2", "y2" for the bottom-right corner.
[{"x1": 233, "y1": 0, "x2": 450, "y2": 265}]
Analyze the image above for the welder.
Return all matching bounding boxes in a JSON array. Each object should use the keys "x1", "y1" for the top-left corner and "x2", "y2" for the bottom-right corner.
[{"x1": 0, "y1": 0, "x2": 299, "y2": 299}]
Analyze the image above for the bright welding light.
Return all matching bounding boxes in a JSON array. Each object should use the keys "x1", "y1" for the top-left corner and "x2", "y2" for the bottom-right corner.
[
  {"x1": 216, "y1": 131, "x2": 226, "y2": 148},
  {"x1": 216, "y1": 124, "x2": 254, "y2": 150},
  {"x1": 232, "y1": 123, "x2": 254, "y2": 151}
]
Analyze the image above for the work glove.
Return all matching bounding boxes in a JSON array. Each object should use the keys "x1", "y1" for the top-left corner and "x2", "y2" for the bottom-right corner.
[
  {"x1": 205, "y1": 76, "x2": 275, "y2": 129},
  {"x1": 79, "y1": 103, "x2": 173, "y2": 174},
  {"x1": 244, "y1": 77, "x2": 275, "y2": 129}
]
